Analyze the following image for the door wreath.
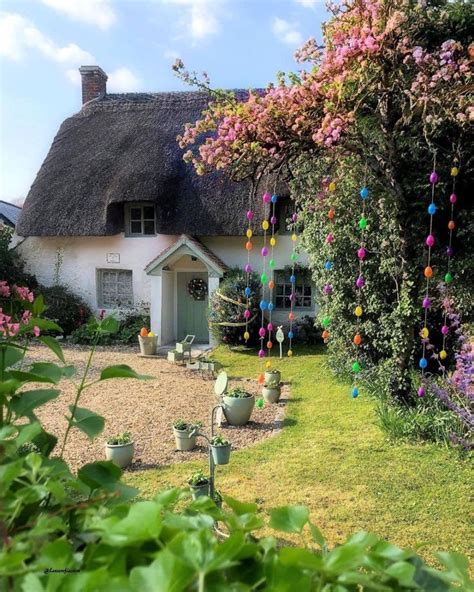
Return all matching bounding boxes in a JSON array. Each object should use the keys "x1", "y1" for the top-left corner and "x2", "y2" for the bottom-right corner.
[{"x1": 188, "y1": 278, "x2": 208, "y2": 301}]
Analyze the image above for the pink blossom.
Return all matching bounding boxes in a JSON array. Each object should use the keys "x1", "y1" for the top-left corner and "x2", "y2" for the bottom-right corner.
[
  {"x1": 33, "y1": 326, "x2": 41, "y2": 337},
  {"x1": 14, "y1": 286, "x2": 34, "y2": 302},
  {"x1": 0, "y1": 281, "x2": 10, "y2": 298}
]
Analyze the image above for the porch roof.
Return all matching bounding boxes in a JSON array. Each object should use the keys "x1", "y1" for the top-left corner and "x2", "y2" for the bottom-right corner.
[{"x1": 144, "y1": 234, "x2": 228, "y2": 277}]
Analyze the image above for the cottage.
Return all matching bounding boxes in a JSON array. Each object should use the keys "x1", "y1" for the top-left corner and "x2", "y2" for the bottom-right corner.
[
  {"x1": 0, "y1": 200, "x2": 22, "y2": 229},
  {"x1": 16, "y1": 66, "x2": 315, "y2": 345}
]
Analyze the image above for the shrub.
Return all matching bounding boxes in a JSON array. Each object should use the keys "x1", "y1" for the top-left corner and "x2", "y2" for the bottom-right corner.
[
  {"x1": 0, "y1": 225, "x2": 37, "y2": 287},
  {"x1": 210, "y1": 434, "x2": 230, "y2": 446},
  {"x1": 106, "y1": 432, "x2": 133, "y2": 445},
  {"x1": 187, "y1": 469, "x2": 209, "y2": 486},
  {"x1": 293, "y1": 314, "x2": 321, "y2": 345},
  {"x1": 70, "y1": 310, "x2": 151, "y2": 345},
  {"x1": 226, "y1": 386, "x2": 252, "y2": 398},
  {"x1": 40, "y1": 284, "x2": 91, "y2": 335},
  {"x1": 209, "y1": 268, "x2": 261, "y2": 346}
]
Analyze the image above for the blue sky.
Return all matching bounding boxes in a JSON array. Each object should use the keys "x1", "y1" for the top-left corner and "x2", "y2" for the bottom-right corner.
[{"x1": 0, "y1": 0, "x2": 328, "y2": 204}]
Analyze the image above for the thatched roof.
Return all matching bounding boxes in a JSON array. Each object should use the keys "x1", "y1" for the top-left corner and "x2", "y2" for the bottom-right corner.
[{"x1": 17, "y1": 91, "x2": 281, "y2": 237}]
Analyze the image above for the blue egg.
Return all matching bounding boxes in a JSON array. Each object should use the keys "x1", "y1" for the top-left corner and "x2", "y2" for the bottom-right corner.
[
  {"x1": 360, "y1": 187, "x2": 369, "y2": 199},
  {"x1": 419, "y1": 357, "x2": 428, "y2": 369},
  {"x1": 351, "y1": 387, "x2": 359, "y2": 398},
  {"x1": 428, "y1": 203, "x2": 437, "y2": 215},
  {"x1": 290, "y1": 274, "x2": 296, "y2": 283},
  {"x1": 244, "y1": 287, "x2": 251, "y2": 297},
  {"x1": 288, "y1": 331, "x2": 294, "y2": 339},
  {"x1": 324, "y1": 261, "x2": 333, "y2": 271},
  {"x1": 271, "y1": 194, "x2": 278, "y2": 203},
  {"x1": 267, "y1": 302, "x2": 274, "y2": 311},
  {"x1": 259, "y1": 300, "x2": 267, "y2": 311}
]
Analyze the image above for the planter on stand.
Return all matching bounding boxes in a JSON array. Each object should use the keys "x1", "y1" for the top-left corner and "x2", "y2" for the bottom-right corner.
[
  {"x1": 210, "y1": 443, "x2": 231, "y2": 465},
  {"x1": 190, "y1": 481, "x2": 209, "y2": 499},
  {"x1": 262, "y1": 384, "x2": 281, "y2": 404},
  {"x1": 105, "y1": 441, "x2": 134, "y2": 468}
]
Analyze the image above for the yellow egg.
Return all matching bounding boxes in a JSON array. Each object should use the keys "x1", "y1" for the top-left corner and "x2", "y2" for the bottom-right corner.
[
  {"x1": 291, "y1": 233, "x2": 297, "y2": 242},
  {"x1": 270, "y1": 237, "x2": 276, "y2": 247},
  {"x1": 355, "y1": 306, "x2": 363, "y2": 317},
  {"x1": 148, "y1": 331, "x2": 155, "y2": 337},
  {"x1": 244, "y1": 331, "x2": 250, "y2": 341},
  {"x1": 265, "y1": 361, "x2": 272, "y2": 369},
  {"x1": 451, "y1": 167, "x2": 459, "y2": 177},
  {"x1": 287, "y1": 349, "x2": 293, "y2": 357},
  {"x1": 421, "y1": 327, "x2": 429, "y2": 338},
  {"x1": 262, "y1": 220, "x2": 269, "y2": 231},
  {"x1": 329, "y1": 181, "x2": 336, "y2": 192},
  {"x1": 440, "y1": 350, "x2": 447, "y2": 360},
  {"x1": 246, "y1": 228, "x2": 253, "y2": 238}
]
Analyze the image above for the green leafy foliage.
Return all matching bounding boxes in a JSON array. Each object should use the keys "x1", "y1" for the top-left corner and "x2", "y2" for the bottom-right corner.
[
  {"x1": 39, "y1": 284, "x2": 91, "y2": 335},
  {"x1": 106, "y1": 431, "x2": 133, "y2": 445},
  {"x1": 226, "y1": 386, "x2": 252, "y2": 398},
  {"x1": 209, "y1": 268, "x2": 261, "y2": 346},
  {"x1": 188, "y1": 469, "x2": 209, "y2": 486},
  {"x1": 210, "y1": 434, "x2": 230, "y2": 446},
  {"x1": 70, "y1": 311, "x2": 151, "y2": 345}
]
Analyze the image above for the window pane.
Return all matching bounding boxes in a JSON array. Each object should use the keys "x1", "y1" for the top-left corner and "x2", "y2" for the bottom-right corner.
[
  {"x1": 276, "y1": 285, "x2": 284, "y2": 296},
  {"x1": 130, "y1": 221, "x2": 142, "y2": 234},
  {"x1": 130, "y1": 207, "x2": 142, "y2": 221},
  {"x1": 143, "y1": 206, "x2": 155, "y2": 220},
  {"x1": 143, "y1": 220, "x2": 155, "y2": 235},
  {"x1": 303, "y1": 298, "x2": 312, "y2": 307},
  {"x1": 100, "y1": 270, "x2": 133, "y2": 308},
  {"x1": 304, "y1": 286, "x2": 311, "y2": 296}
]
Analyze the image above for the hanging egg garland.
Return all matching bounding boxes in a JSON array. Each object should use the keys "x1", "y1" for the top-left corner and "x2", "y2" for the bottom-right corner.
[
  {"x1": 266, "y1": 193, "x2": 278, "y2": 367},
  {"x1": 321, "y1": 180, "x2": 336, "y2": 343},
  {"x1": 287, "y1": 209, "x2": 299, "y2": 357},
  {"x1": 351, "y1": 183, "x2": 369, "y2": 398},
  {"x1": 243, "y1": 205, "x2": 254, "y2": 343},
  {"x1": 418, "y1": 157, "x2": 438, "y2": 395},
  {"x1": 439, "y1": 165, "x2": 459, "y2": 366},
  {"x1": 258, "y1": 192, "x2": 271, "y2": 362}
]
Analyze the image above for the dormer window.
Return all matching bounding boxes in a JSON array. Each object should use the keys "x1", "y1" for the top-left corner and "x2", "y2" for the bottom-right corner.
[{"x1": 125, "y1": 204, "x2": 156, "y2": 236}]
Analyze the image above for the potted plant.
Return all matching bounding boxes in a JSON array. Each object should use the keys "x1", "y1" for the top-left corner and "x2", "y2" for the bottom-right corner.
[
  {"x1": 221, "y1": 386, "x2": 255, "y2": 426},
  {"x1": 188, "y1": 469, "x2": 209, "y2": 499},
  {"x1": 105, "y1": 432, "x2": 134, "y2": 468},
  {"x1": 262, "y1": 381, "x2": 281, "y2": 404},
  {"x1": 210, "y1": 434, "x2": 231, "y2": 465},
  {"x1": 173, "y1": 419, "x2": 201, "y2": 451},
  {"x1": 264, "y1": 369, "x2": 281, "y2": 386},
  {"x1": 198, "y1": 357, "x2": 220, "y2": 372}
]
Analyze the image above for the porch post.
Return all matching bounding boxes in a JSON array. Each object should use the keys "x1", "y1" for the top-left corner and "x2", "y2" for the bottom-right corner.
[
  {"x1": 150, "y1": 274, "x2": 163, "y2": 345},
  {"x1": 208, "y1": 273, "x2": 220, "y2": 348}
]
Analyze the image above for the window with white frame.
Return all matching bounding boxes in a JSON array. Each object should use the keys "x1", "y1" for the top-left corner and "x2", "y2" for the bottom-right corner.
[
  {"x1": 126, "y1": 204, "x2": 156, "y2": 236},
  {"x1": 97, "y1": 269, "x2": 133, "y2": 308},
  {"x1": 274, "y1": 270, "x2": 312, "y2": 309}
]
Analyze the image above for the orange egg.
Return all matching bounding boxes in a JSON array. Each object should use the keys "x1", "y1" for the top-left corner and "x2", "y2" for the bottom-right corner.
[
  {"x1": 424, "y1": 266, "x2": 433, "y2": 278},
  {"x1": 268, "y1": 280, "x2": 275, "y2": 290},
  {"x1": 322, "y1": 330, "x2": 329, "y2": 340},
  {"x1": 328, "y1": 208, "x2": 335, "y2": 220},
  {"x1": 448, "y1": 220, "x2": 456, "y2": 230},
  {"x1": 140, "y1": 328, "x2": 148, "y2": 337},
  {"x1": 354, "y1": 334, "x2": 362, "y2": 345},
  {"x1": 267, "y1": 340, "x2": 273, "y2": 349},
  {"x1": 288, "y1": 312, "x2": 295, "y2": 321},
  {"x1": 246, "y1": 241, "x2": 253, "y2": 251},
  {"x1": 258, "y1": 373, "x2": 265, "y2": 384}
]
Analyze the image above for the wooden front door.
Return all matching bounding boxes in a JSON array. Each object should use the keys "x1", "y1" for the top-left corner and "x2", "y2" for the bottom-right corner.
[{"x1": 177, "y1": 272, "x2": 209, "y2": 343}]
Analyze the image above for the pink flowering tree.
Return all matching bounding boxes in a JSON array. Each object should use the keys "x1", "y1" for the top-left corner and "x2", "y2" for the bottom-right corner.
[{"x1": 175, "y1": 0, "x2": 473, "y2": 401}]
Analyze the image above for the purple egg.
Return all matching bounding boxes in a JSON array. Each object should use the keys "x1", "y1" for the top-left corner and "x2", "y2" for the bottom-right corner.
[
  {"x1": 292, "y1": 212, "x2": 298, "y2": 222},
  {"x1": 422, "y1": 297, "x2": 431, "y2": 309},
  {"x1": 270, "y1": 215, "x2": 277, "y2": 225},
  {"x1": 267, "y1": 322, "x2": 273, "y2": 332},
  {"x1": 446, "y1": 246, "x2": 454, "y2": 257},
  {"x1": 289, "y1": 293, "x2": 296, "y2": 302},
  {"x1": 441, "y1": 325, "x2": 449, "y2": 335},
  {"x1": 323, "y1": 283, "x2": 333, "y2": 295},
  {"x1": 259, "y1": 327, "x2": 266, "y2": 338},
  {"x1": 244, "y1": 264, "x2": 252, "y2": 273},
  {"x1": 356, "y1": 276, "x2": 365, "y2": 288},
  {"x1": 246, "y1": 210, "x2": 254, "y2": 220},
  {"x1": 357, "y1": 247, "x2": 366, "y2": 260},
  {"x1": 258, "y1": 349, "x2": 265, "y2": 358},
  {"x1": 261, "y1": 247, "x2": 269, "y2": 257},
  {"x1": 450, "y1": 193, "x2": 457, "y2": 204},
  {"x1": 429, "y1": 171, "x2": 439, "y2": 184},
  {"x1": 426, "y1": 234, "x2": 435, "y2": 247},
  {"x1": 417, "y1": 387, "x2": 426, "y2": 397}
]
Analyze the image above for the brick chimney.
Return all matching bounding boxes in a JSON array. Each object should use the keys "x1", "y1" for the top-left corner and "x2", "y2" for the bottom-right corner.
[{"x1": 79, "y1": 66, "x2": 108, "y2": 104}]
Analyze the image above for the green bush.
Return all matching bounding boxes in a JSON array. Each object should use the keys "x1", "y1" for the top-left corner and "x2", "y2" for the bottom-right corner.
[
  {"x1": 40, "y1": 284, "x2": 91, "y2": 335},
  {"x1": 70, "y1": 311, "x2": 150, "y2": 345},
  {"x1": 0, "y1": 226, "x2": 37, "y2": 288},
  {"x1": 209, "y1": 268, "x2": 261, "y2": 346}
]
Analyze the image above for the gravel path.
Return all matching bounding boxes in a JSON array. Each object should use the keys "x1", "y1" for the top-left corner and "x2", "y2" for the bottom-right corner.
[{"x1": 25, "y1": 344, "x2": 289, "y2": 472}]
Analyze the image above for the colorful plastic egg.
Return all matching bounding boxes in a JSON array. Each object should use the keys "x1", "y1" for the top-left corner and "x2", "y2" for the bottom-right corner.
[
  {"x1": 259, "y1": 327, "x2": 266, "y2": 338},
  {"x1": 244, "y1": 263, "x2": 252, "y2": 273},
  {"x1": 357, "y1": 247, "x2": 366, "y2": 260},
  {"x1": 270, "y1": 215, "x2": 277, "y2": 225},
  {"x1": 451, "y1": 167, "x2": 459, "y2": 177},
  {"x1": 258, "y1": 349, "x2": 265, "y2": 358},
  {"x1": 266, "y1": 360, "x2": 272, "y2": 369},
  {"x1": 360, "y1": 187, "x2": 369, "y2": 199},
  {"x1": 448, "y1": 220, "x2": 455, "y2": 230},
  {"x1": 449, "y1": 193, "x2": 457, "y2": 204},
  {"x1": 356, "y1": 276, "x2": 365, "y2": 288},
  {"x1": 427, "y1": 203, "x2": 437, "y2": 215},
  {"x1": 262, "y1": 220, "x2": 269, "y2": 231},
  {"x1": 258, "y1": 373, "x2": 265, "y2": 384},
  {"x1": 355, "y1": 306, "x2": 363, "y2": 317},
  {"x1": 259, "y1": 300, "x2": 267, "y2": 310},
  {"x1": 246, "y1": 241, "x2": 253, "y2": 251},
  {"x1": 271, "y1": 194, "x2": 278, "y2": 203},
  {"x1": 441, "y1": 325, "x2": 449, "y2": 335},
  {"x1": 326, "y1": 233, "x2": 334, "y2": 244},
  {"x1": 322, "y1": 316, "x2": 330, "y2": 328},
  {"x1": 288, "y1": 312, "x2": 295, "y2": 321},
  {"x1": 359, "y1": 217, "x2": 367, "y2": 230},
  {"x1": 268, "y1": 280, "x2": 275, "y2": 290},
  {"x1": 422, "y1": 297, "x2": 431, "y2": 309},
  {"x1": 269, "y1": 259, "x2": 275, "y2": 269},
  {"x1": 268, "y1": 302, "x2": 274, "y2": 311},
  {"x1": 291, "y1": 233, "x2": 297, "y2": 242},
  {"x1": 417, "y1": 386, "x2": 426, "y2": 397},
  {"x1": 352, "y1": 361, "x2": 361, "y2": 373},
  {"x1": 267, "y1": 340, "x2": 273, "y2": 349},
  {"x1": 244, "y1": 331, "x2": 250, "y2": 341},
  {"x1": 290, "y1": 274, "x2": 296, "y2": 283},
  {"x1": 291, "y1": 253, "x2": 298, "y2": 262},
  {"x1": 419, "y1": 357, "x2": 428, "y2": 369},
  {"x1": 444, "y1": 272, "x2": 453, "y2": 283},
  {"x1": 245, "y1": 287, "x2": 251, "y2": 297},
  {"x1": 244, "y1": 309, "x2": 251, "y2": 319},
  {"x1": 263, "y1": 192, "x2": 271, "y2": 203},
  {"x1": 353, "y1": 334, "x2": 362, "y2": 345},
  {"x1": 421, "y1": 327, "x2": 429, "y2": 338},
  {"x1": 267, "y1": 322, "x2": 273, "y2": 332},
  {"x1": 256, "y1": 397, "x2": 264, "y2": 408},
  {"x1": 424, "y1": 266, "x2": 433, "y2": 278},
  {"x1": 246, "y1": 210, "x2": 254, "y2": 220},
  {"x1": 446, "y1": 246, "x2": 454, "y2": 257},
  {"x1": 322, "y1": 330, "x2": 329, "y2": 340},
  {"x1": 328, "y1": 181, "x2": 336, "y2": 192},
  {"x1": 270, "y1": 237, "x2": 276, "y2": 247},
  {"x1": 246, "y1": 228, "x2": 253, "y2": 238},
  {"x1": 429, "y1": 171, "x2": 438, "y2": 184},
  {"x1": 292, "y1": 213, "x2": 298, "y2": 223},
  {"x1": 287, "y1": 349, "x2": 293, "y2": 357},
  {"x1": 426, "y1": 234, "x2": 435, "y2": 247},
  {"x1": 288, "y1": 331, "x2": 294, "y2": 339},
  {"x1": 261, "y1": 247, "x2": 269, "y2": 257},
  {"x1": 323, "y1": 284, "x2": 332, "y2": 295},
  {"x1": 324, "y1": 261, "x2": 333, "y2": 270},
  {"x1": 351, "y1": 387, "x2": 359, "y2": 398},
  {"x1": 440, "y1": 350, "x2": 447, "y2": 360},
  {"x1": 328, "y1": 208, "x2": 335, "y2": 220}
]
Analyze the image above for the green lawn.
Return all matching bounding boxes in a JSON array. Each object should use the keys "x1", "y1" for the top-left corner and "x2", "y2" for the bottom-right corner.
[{"x1": 125, "y1": 345, "x2": 472, "y2": 559}]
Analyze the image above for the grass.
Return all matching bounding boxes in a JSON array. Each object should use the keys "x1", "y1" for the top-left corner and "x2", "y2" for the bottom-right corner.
[{"x1": 125, "y1": 345, "x2": 472, "y2": 559}]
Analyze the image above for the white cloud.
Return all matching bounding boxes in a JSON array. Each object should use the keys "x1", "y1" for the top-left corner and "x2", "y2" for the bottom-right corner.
[
  {"x1": 294, "y1": 0, "x2": 318, "y2": 8},
  {"x1": 272, "y1": 17, "x2": 303, "y2": 46},
  {"x1": 0, "y1": 12, "x2": 94, "y2": 63},
  {"x1": 65, "y1": 68, "x2": 81, "y2": 86},
  {"x1": 41, "y1": 0, "x2": 116, "y2": 30},
  {"x1": 164, "y1": 0, "x2": 221, "y2": 40},
  {"x1": 108, "y1": 67, "x2": 141, "y2": 92}
]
